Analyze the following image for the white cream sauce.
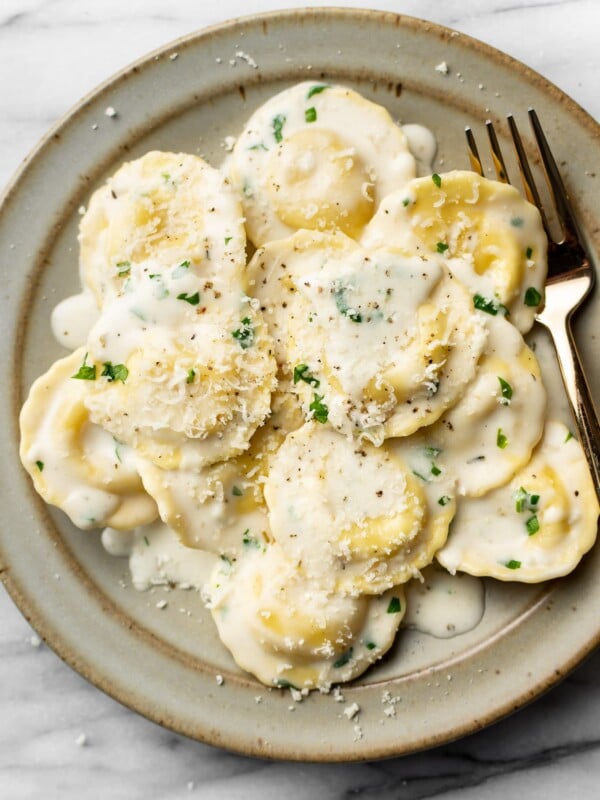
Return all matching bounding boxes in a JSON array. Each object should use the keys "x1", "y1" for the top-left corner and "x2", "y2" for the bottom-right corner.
[
  {"x1": 402, "y1": 123, "x2": 437, "y2": 176},
  {"x1": 403, "y1": 566, "x2": 485, "y2": 638},
  {"x1": 101, "y1": 526, "x2": 134, "y2": 557},
  {"x1": 50, "y1": 290, "x2": 99, "y2": 350},
  {"x1": 128, "y1": 520, "x2": 217, "y2": 591}
]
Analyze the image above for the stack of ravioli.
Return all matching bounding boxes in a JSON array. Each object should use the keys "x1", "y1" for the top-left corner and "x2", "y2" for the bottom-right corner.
[{"x1": 20, "y1": 83, "x2": 599, "y2": 691}]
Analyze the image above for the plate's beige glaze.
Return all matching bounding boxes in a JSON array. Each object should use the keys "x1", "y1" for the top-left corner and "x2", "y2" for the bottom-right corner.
[{"x1": 1, "y1": 9, "x2": 599, "y2": 761}]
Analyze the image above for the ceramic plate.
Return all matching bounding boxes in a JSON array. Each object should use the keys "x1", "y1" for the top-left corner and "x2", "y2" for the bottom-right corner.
[{"x1": 1, "y1": 9, "x2": 599, "y2": 761}]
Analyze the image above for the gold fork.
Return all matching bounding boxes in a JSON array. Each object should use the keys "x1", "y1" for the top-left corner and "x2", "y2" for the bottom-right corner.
[{"x1": 465, "y1": 110, "x2": 600, "y2": 496}]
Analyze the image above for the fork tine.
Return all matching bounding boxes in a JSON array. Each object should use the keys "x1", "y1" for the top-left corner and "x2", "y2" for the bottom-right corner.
[
  {"x1": 465, "y1": 126, "x2": 484, "y2": 176},
  {"x1": 485, "y1": 121, "x2": 510, "y2": 183},
  {"x1": 528, "y1": 108, "x2": 584, "y2": 246},
  {"x1": 506, "y1": 114, "x2": 552, "y2": 238}
]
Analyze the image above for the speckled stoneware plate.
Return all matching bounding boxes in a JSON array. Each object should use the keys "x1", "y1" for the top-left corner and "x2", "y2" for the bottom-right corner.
[{"x1": 1, "y1": 8, "x2": 599, "y2": 762}]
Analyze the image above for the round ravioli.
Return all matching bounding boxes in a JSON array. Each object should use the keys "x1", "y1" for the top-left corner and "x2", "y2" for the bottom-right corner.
[
  {"x1": 79, "y1": 151, "x2": 246, "y2": 306},
  {"x1": 84, "y1": 265, "x2": 277, "y2": 471},
  {"x1": 361, "y1": 170, "x2": 548, "y2": 332},
  {"x1": 418, "y1": 314, "x2": 547, "y2": 497},
  {"x1": 137, "y1": 392, "x2": 304, "y2": 555},
  {"x1": 264, "y1": 423, "x2": 455, "y2": 594},
  {"x1": 206, "y1": 544, "x2": 405, "y2": 690},
  {"x1": 19, "y1": 348, "x2": 157, "y2": 531},
  {"x1": 230, "y1": 82, "x2": 416, "y2": 245},
  {"x1": 249, "y1": 230, "x2": 487, "y2": 442},
  {"x1": 436, "y1": 421, "x2": 599, "y2": 582}
]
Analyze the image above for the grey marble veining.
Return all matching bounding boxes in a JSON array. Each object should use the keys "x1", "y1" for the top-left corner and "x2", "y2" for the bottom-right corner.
[{"x1": 2, "y1": 1, "x2": 600, "y2": 798}]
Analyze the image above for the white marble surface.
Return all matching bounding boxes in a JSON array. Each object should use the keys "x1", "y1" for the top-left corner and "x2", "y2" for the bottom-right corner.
[{"x1": 2, "y1": 0, "x2": 600, "y2": 797}]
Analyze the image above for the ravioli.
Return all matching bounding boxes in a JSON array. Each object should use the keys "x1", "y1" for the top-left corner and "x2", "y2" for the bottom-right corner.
[
  {"x1": 19, "y1": 349, "x2": 157, "y2": 531},
  {"x1": 264, "y1": 423, "x2": 455, "y2": 594},
  {"x1": 137, "y1": 392, "x2": 304, "y2": 554},
  {"x1": 414, "y1": 314, "x2": 547, "y2": 497},
  {"x1": 362, "y1": 170, "x2": 548, "y2": 332},
  {"x1": 206, "y1": 544, "x2": 405, "y2": 690},
  {"x1": 83, "y1": 264, "x2": 277, "y2": 471},
  {"x1": 249, "y1": 230, "x2": 487, "y2": 442},
  {"x1": 230, "y1": 82, "x2": 416, "y2": 245},
  {"x1": 80, "y1": 151, "x2": 246, "y2": 306},
  {"x1": 436, "y1": 421, "x2": 599, "y2": 582}
]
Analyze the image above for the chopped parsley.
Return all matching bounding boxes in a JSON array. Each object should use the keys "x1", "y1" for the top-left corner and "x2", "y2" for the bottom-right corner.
[
  {"x1": 497, "y1": 377, "x2": 513, "y2": 404},
  {"x1": 510, "y1": 216, "x2": 524, "y2": 227},
  {"x1": 248, "y1": 142, "x2": 268, "y2": 151},
  {"x1": 438, "y1": 495, "x2": 451, "y2": 506},
  {"x1": 526, "y1": 515, "x2": 540, "y2": 535},
  {"x1": 333, "y1": 285, "x2": 362, "y2": 323},
  {"x1": 526, "y1": 246, "x2": 533, "y2": 260},
  {"x1": 224, "y1": 236, "x2": 232, "y2": 244},
  {"x1": 101, "y1": 362, "x2": 128, "y2": 383},
  {"x1": 116, "y1": 260, "x2": 131, "y2": 276},
  {"x1": 514, "y1": 487, "x2": 540, "y2": 514},
  {"x1": 293, "y1": 363, "x2": 320, "y2": 388},
  {"x1": 242, "y1": 529, "x2": 261, "y2": 548},
  {"x1": 412, "y1": 470, "x2": 429, "y2": 482},
  {"x1": 365, "y1": 641, "x2": 377, "y2": 651},
  {"x1": 436, "y1": 242, "x2": 449, "y2": 253},
  {"x1": 35, "y1": 460, "x2": 44, "y2": 472},
  {"x1": 565, "y1": 430, "x2": 574, "y2": 443},
  {"x1": 473, "y1": 294, "x2": 509, "y2": 316},
  {"x1": 402, "y1": 197, "x2": 411, "y2": 207},
  {"x1": 232, "y1": 486, "x2": 243, "y2": 497},
  {"x1": 505, "y1": 559, "x2": 521, "y2": 570},
  {"x1": 177, "y1": 291, "x2": 200, "y2": 305},
  {"x1": 524, "y1": 286, "x2": 542, "y2": 307},
  {"x1": 432, "y1": 173, "x2": 442, "y2": 188},
  {"x1": 424, "y1": 446, "x2": 442, "y2": 458},
  {"x1": 72, "y1": 352, "x2": 96, "y2": 381},
  {"x1": 272, "y1": 113, "x2": 286, "y2": 143},
  {"x1": 186, "y1": 368, "x2": 196, "y2": 384},
  {"x1": 333, "y1": 647, "x2": 353, "y2": 668},
  {"x1": 413, "y1": 466, "x2": 441, "y2": 482},
  {"x1": 307, "y1": 84, "x2": 330, "y2": 98},
  {"x1": 309, "y1": 393, "x2": 328, "y2": 424},
  {"x1": 143, "y1": 535, "x2": 150, "y2": 547},
  {"x1": 305, "y1": 106, "x2": 317, "y2": 123},
  {"x1": 231, "y1": 317, "x2": 255, "y2": 349},
  {"x1": 387, "y1": 596, "x2": 402, "y2": 614},
  {"x1": 496, "y1": 428, "x2": 508, "y2": 449}
]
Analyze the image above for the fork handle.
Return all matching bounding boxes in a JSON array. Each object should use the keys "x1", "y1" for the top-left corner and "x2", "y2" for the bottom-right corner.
[{"x1": 544, "y1": 317, "x2": 600, "y2": 499}]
